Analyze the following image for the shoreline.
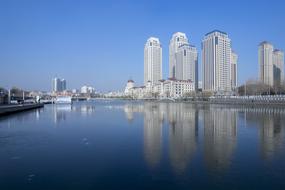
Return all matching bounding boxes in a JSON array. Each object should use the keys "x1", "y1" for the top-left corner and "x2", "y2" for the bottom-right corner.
[
  {"x1": 91, "y1": 97, "x2": 285, "y2": 107},
  {"x1": 0, "y1": 103, "x2": 44, "y2": 116}
]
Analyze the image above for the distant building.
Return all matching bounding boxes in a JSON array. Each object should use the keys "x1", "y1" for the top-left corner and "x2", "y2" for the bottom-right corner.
[
  {"x1": 72, "y1": 89, "x2": 79, "y2": 94},
  {"x1": 52, "y1": 77, "x2": 67, "y2": 92},
  {"x1": 144, "y1": 37, "x2": 162, "y2": 85},
  {"x1": 169, "y1": 32, "x2": 189, "y2": 78},
  {"x1": 202, "y1": 30, "x2": 232, "y2": 92},
  {"x1": 124, "y1": 80, "x2": 135, "y2": 95},
  {"x1": 230, "y1": 51, "x2": 238, "y2": 90},
  {"x1": 81, "y1": 85, "x2": 95, "y2": 94},
  {"x1": 176, "y1": 44, "x2": 198, "y2": 90},
  {"x1": 0, "y1": 88, "x2": 8, "y2": 104},
  {"x1": 259, "y1": 42, "x2": 274, "y2": 86},
  {"x1": 61, "y1": 79, "x2": 66, "y2": 91},
  {"x1": 259, "y1": 42, "x2": 284, "y2": 86},
  {"x1": 198, "y1": 81, "x2": 203, "y2": 90},
  {"x1": 124, "y1": 79, "x2": 195, "y2": 99},
  {"x1": 153, "y1": 78, "x2": 195, "y2": 98},
  {"x1": 273, "y1": 49, "x2": 284, "y2": 86}
]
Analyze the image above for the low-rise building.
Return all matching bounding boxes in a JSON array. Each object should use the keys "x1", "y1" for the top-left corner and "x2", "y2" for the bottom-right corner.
[
  {"x1": 0, "y1": 88, "x2": 8, "y2": 104},
  {"x1": 81, "y1": 85, "x2": 96, "y2": 94},
  {"x1": 124, "y1": 79, "x2": 195, "y2": 99}
]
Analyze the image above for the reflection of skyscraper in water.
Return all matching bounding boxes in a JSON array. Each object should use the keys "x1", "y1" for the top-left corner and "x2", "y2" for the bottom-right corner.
[
  {"x1": 123, "y1": 104, "x2": 144, "y2": 123},
  {"x1": 53, "y1": 105, "x2": 72, "y2": 124},
  {"x1": 240, "y1": 108, "x2": 285, "y2": 160},
  {"x1": 124, "y1": 104, "x2": 134, "y2": 122},
  {"x1": 203, "y1": 106, "x2": 237, "y2": 171},
  {"x1": 259, "y1": 113, "x2": 285, "y2": 160},
  {"x1": 168, "y1": 103, "x2": 198, "y2": 174},
  {"x1": 143, "y1": 102, "x2": 163, "y2": 168}
]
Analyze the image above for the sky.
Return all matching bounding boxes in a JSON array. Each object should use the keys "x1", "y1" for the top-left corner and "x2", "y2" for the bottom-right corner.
[{"x1": 0, "y1": 0, "x2": 284, "y2": 92}]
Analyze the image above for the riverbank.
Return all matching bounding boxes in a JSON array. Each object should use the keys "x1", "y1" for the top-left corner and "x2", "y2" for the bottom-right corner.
[
  {"x1": 0, "y1": 103, "x2": 44, "y2": 116},
  {"x1": 97, "y1": 96, "x2": 285, "y2": 107}
]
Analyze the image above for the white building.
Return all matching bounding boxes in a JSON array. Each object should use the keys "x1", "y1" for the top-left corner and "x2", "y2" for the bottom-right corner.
[
  {"x1": 72, "y1": 89, "x2": 78, "y2": 94},
  {"x1": 154, "y1": 79, "x2": 195, "y2": 98},
  {"x1": 124, "y1": 79, "x2": 195, "y2": 99},
  {"x1": 144, "y1": 37, "x2": 162, "y2": 85},
  {"x1": 259, "y1": 42, "x2": 284, "y2": 87},
  {"x1": 124, "y1": 80, "x2": 135, "y2": 95},
  {"x1": 230, "y1": 51, "x2": 238, "y2": 90},
  {"x1": 273, "y1": 49, "x2": 284, "y2": 86},
  {"x1": 259, "y1": 41, "x2": 274, "y2": 86},
  {"x1": 202, "y1": 30, "x2": 232, "y2": 92},
  {"x1": 52, "y1": 77, "x2": 67, "y2": 92},
  {"x1": 169, "y1": 32, "x2": 189, "y2": 78},
  {"x1": 81, "y1": 85, "x2": 95, "y2": 94},
  {"x1": 176, "y1": 44, "x2": 198, "y2": 90}
]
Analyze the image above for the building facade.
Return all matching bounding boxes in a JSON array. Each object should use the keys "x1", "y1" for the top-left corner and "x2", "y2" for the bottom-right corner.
[
  {"x1": 230, "y1": 51, "x2": 238, "y2": 90},
  {"x1": 81, "y1": 85, "x2": 95, "y2": 94},
  {"x1": 259, "y1": 42, "x2": 284, "y2": 87},
  {"x1": 176, "y1": 44, "x2": 198, "y2": 90},
  {"x1": 124, "y1": 80, "x2": 135, "y2": 95},
  {"x1": 169, "y1": 32, "x2": 189, "y2": 78},
  {"x1": 52, "y1": 77, "x2": 67, "y2": 92},
  {"x1": 154, "y1": 79, "x2": 195, "y2": 98},
  {"x1": 144, "y1": 37, "x2": 162, "y2": 85},
  {"x1": 259, "y1": 42, "x2": 274, "y2": 86},
  {"x1": 125, "y1": 79, "x2": 195, "y2": 99},
  {"x1": 202, "y1": 30, "x2": 232, "y2": 92},
  {"x1": 273, "y1": 49, "x2": 284, "y2": 86}
]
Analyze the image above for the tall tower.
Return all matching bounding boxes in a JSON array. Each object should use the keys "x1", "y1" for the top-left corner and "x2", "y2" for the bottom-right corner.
[
  {"x1": 273, "y1": 49, "x2": 284, "y2": 86},
  {"x1": 52, "y1": 77, "x2": 67, "y2": 92},
  {"x1": 169, "y1": 32, "x2": 189, "y2": 78},
  {"x1": 230, "y1": 51, "x2": 238, "y2": 90},
  {"x1": 61, "y1": 79, "x2": 66, "y2": 91},
  {"x1": 144, "y1": 37, "x2": 162, "y2": 85},
  {"x1": 52, "y1": 77, "x2": 60, "y2": 92},
  {"x1": 202, "y1": 30, "x2": 232, "y2": 92},
  {"x1": 176, "y1": 44, "x2": 198, "y2": 90},
  {"x1": 259, "y1": 41, "x2": 274, "y2": 86}
]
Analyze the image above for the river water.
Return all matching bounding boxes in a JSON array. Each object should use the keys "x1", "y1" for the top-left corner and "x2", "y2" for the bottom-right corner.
[{"x1": 0, "y1": 100, "x2": 284, "y2": 189}]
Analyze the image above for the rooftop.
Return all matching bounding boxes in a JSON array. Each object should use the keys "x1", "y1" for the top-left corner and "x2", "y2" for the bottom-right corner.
[
  {"x1": 171, "y1": 32, "x2": 187, "y2": 38},
  {"x1": 205, "y1": 30, "x2": 227, "y2": 36},
  {"x1": 178, "y1": 43, "x2": 196, "y2": 49},
  {"x1": 259, "y1": 41, "x2": 272, "y2": 46},
  {"x1": 273, "y1": 49, "x2": 283, "y2": 53}
]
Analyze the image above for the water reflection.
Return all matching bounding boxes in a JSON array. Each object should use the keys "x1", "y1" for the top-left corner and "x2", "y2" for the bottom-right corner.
[
  {"x1": 124, "y1": 102, "x2": 199, "y2": 173},
  {"x1": 243, "y1": 108, "x2": 285, "y2": 160},
  {"x1": 72, "y1": 104, "x2": 96, "y2": 116},
  {"x1": 167, "y1": 103, "x2": 198, "y2": 174},
  {"x1": 143, "y1": 103, "x2": 164, "y2": 168},
  {"x1": 123, "y1": 103, "x2": 285, "y2": 174},
  {"x1": 52, "y1": 104, "x2": 96, "y2": 124},
  {"x1": 202, "y1": 106, "x2": 237, "y2": 172},
  {"x1": 53, "y1": 105, "x2": 72, "y2": 124}
]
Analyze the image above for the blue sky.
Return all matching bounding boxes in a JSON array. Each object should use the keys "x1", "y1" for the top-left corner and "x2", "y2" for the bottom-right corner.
[{"x1": 0, "y1": 0, "x2": 284, "y2": 92}]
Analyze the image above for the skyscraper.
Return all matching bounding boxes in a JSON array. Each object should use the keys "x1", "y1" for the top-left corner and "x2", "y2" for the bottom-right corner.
[
  {"x1": 230, "y1": 51, "x2": 238, "y2": 90},
  {"x1": 61, "y1": 79, "x2": 66, "y2": 91},
  {"x1": 259, "y1": 42, "x2": 284, "y2": 87},
  {"x1": 144, "y1": 37, "x2": 162, "y2": 85},
  {"x1": 52, "y1": 77, "x2": 67, "y2": 92},
  {"x1": 259, "y1": 41, "x2": 274, "y2": 86},
  {"x1": 202, "y1": 30, "x2": 232, "y2": 92},
  {"x1": 52, "y1": 77, "x2": 60, "y2": 92},
  {"x1": 273, "y1": 49, "x2": 284, "y2": 86},
  {"x1": 176, "y1": 44, "x2": 198, "y2": 90},
  {"x1": 169, "y1": 32, "x2": 189, "y2": 78}
]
